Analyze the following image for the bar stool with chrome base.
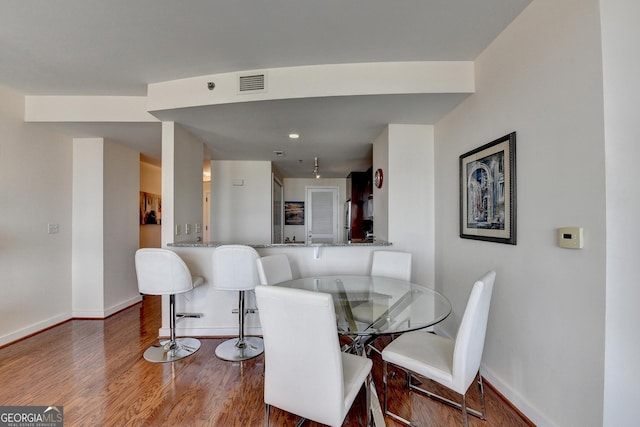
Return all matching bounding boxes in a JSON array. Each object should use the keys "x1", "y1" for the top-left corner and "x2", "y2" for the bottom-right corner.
[
  {"x1": 211, "y1": 245, "x2": 263, "y2": 361},
  {"x1": 135, "y1": 248, "x2": 204, "y2": 363}
]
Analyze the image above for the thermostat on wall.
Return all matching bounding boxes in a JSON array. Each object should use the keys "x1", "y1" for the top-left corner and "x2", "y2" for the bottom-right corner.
[{"x1": 558, "y1": 227, "x2": 583, "y2": 249}]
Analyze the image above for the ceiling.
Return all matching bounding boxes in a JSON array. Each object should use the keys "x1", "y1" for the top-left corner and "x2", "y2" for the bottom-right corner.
[{"x1": 0, "y1": 0, "x2": 531, "y2": 177}]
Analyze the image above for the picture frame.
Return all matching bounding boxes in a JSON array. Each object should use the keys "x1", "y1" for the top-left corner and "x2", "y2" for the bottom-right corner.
[
  {"x1": 140, "y1": 192, "x2": 162, "y2": 225},
  {"x1": 460, "y1": 132, "x2": 516, "y2": 245},
  {"x1": 284, "y1": 201, "x2": 305, "y2": 225}
]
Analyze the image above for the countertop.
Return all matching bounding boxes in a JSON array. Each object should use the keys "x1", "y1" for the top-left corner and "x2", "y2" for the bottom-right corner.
[{"x1": 168, "y1": 240, "x2": 392, "y2": 248}]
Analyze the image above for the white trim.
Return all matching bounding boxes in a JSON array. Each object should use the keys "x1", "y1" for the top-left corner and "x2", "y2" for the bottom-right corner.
[
  {"x1": 481, "y1": 367, "x2": 555, "y2": 427},
  {"x1": 72, "y1": 296, "x2": 143, "y2": 318},
  {"x1": 104, "y1": 295, "x2": 143, "y2": 317},
  {"x1": 0, "y1": 312, "x2": 71, "y2": 347}
]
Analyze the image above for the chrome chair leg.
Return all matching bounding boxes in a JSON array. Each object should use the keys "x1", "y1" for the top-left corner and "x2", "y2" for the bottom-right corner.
[
  {"x1": 264, "y1": 404, "x2": 270, "y2": 427},
  {"x1": 383, "y1": 361, "x2": 388, "y2": 414},
  {"x1": 365, "y1": 373, "x2": 372, "y2": 426},
  {"x1": 383, "y1": 361, "x2": 415, "y2": 426},
  {"x1": 478, "y1": 372, "x2": 487, "y2": 419},
  {"x1": 384, "y1": 362, "x2": 486, "y2": 427},
  {"x1": 461, "y1": 393, "x2": 469, "y2": 427}
]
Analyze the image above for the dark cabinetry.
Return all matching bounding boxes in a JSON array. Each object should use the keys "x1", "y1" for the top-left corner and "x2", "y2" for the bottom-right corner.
[{"x1": 346, "y1": 168, "x2": 373, "y2": 241}]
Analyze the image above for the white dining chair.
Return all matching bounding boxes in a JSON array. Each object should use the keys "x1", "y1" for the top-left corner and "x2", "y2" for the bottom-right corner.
[
  {"x1": 381, "y1": 270, "x2": 496, "y2": 426},
  {"x1": 370, "y1": 250, "x2": 412, "y2": 281},
  {"x1": 256, "y1": 254, "x2": 293, "y2": 285},
  {"x1": 134, "y1": 248, "x2": 204, "y2": 363},
  {"x1": 211, "y1": 245, "x2": 263, "y2": 361},
  {"x1": 255, "y1": 285, "x2": 373, "y2": 427},
  {"x1": 354, "y1": 250, "x2": 413, "y2": 353}
]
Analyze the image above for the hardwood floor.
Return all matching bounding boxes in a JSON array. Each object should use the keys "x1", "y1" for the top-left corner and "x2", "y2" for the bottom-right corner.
[{"x1": 0, "y1": 296, "x2": 532, "y2": 426}]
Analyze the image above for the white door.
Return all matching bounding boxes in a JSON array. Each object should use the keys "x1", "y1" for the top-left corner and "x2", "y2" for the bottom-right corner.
[
  {"x1": 305, "y1": 186, "x2": 339, "y2": 243},
  {"x1": 272, "y1": 175, "x2": 284, "y2": 243}
]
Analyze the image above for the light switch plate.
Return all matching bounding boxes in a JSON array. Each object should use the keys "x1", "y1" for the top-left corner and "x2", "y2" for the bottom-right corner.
[{"x1": 558, "y1": 227, "x2": 583, "y2": 249}]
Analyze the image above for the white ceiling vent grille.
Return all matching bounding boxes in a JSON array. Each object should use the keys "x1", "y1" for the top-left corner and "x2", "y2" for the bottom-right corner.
[{"x1": 238, "y1": 72, "x2": 267, "y2": 94}]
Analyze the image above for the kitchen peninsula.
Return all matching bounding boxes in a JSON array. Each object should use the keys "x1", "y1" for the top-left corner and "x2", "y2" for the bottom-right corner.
[{"x1": 164, "y1": 240, "x2": 392, "y2": 338}]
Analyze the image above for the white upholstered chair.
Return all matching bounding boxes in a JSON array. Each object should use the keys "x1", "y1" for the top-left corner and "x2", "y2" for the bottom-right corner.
[
  {"x1": 370, "y1": 250, "x2": 412, "y2": 281},
  {"x1": 353, "y1": 250, "x2": 413, "y2": 348},
  {"x1": 256, "y1": 254, "x2": 293, "y2": 285},
  {"x1": 211, "y1": 245, "x2": 263, "y2": 361},
  {"x1": 134, "y1": 248, "x2": 204, "y2": 363},
  {"x1": 381, "y1": 270, "x2": 496, "y2": 426},
  {"x1": 255, "y1": 285, "x2": 373, "y2": 427}
]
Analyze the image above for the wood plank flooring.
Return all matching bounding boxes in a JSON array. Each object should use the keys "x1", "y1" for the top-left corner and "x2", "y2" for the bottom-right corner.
[{"x1": 0, "y1": 295, "x2": 533, "y2": 426}]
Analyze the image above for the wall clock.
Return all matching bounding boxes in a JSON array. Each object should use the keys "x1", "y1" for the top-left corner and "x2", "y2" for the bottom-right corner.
[{"x1": 374, "y1": 168, "x2": 384, "y2": 188}]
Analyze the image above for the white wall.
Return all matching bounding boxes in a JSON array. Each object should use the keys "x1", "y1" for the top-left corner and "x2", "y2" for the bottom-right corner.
[
  {"x1": 161, "y1": 122, "x2": 204, "y2": 246},
  {"x1": 600, "y1": 1, "x2": 640, "y2": 425},
  {"x1": 387, "y1": 125, "x2": 435, "y2": 287},
  {"x1": 140, "y1": 161, "x2": 161, "y2": 248},
  {"x1": 434, "y1": 0, "x2": 606, "y2": 426},
  {"x1": 372, "y1": 129, "x2": 389, "y2": 242},
  {"x1": 72, "y1": 139, "x2": 105, "y2": 315},
  {"x1": 72, "y1": 138, "x2": 142, "y2": 317},
  {"x1": 103, "y1": 140, "x2": 141, "y2": 313},
  {"x1": 0, "y1": 85, "x2": 73, "y2": 345},
  {"x1": 210, "y1": 160, "x2": 272, "y2": 243}
]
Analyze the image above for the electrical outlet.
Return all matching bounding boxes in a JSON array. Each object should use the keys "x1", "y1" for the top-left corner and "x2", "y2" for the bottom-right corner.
[{"x1": 48, "y1": 223, "x2": 59, "y2": 234}]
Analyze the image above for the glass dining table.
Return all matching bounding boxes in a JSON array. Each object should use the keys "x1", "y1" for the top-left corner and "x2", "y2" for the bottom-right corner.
[
  {"x1": 276, "y1": 275, "x2": 452, "y2": 354},
  {"x1": 275, "y1": 275, "x2": 452, "y2": 426}
]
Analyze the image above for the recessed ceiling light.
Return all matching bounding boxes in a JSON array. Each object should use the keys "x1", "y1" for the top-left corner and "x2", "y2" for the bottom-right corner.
[{"x1": 289, "y1": 133, "x2": 300, "y2": 139}]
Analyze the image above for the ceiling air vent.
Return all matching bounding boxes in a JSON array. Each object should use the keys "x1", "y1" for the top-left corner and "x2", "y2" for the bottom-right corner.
[{"x1": 238, "y1": 72, "x2": 267, "y2": 94}]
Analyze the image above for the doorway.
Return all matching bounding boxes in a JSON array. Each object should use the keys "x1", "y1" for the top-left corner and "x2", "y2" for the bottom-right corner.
[{"x1": 305, "y1": 186, "x2": 339, "y2": 243}]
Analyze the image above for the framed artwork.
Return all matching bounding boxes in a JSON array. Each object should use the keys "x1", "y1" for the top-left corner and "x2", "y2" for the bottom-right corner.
[
  {"x1": 140, "y1": 192, "x2": 162, "y2": 225},
  {"x1": 284, "y1": 201, "x2": 305, "y2": 225},
  {"x1": 460, "y1": 132, "x2": 516, "y2": 245}
]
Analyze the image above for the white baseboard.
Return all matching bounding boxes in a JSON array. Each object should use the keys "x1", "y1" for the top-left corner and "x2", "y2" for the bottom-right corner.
[
  {"x1": 481, "y1": 367, "x2": 554, "y2": 427},
  {"x1": 0, "y1": 312, "x2": 71, "y2": 347},
  {"x1": 104, "y1": 295, "x2": 143, "y2": 317},
  {"x1": 73, "y1": 295, "x2": 143, "y2": 318},
  {"x1": 427, "y1": 326, "x2": 552, "y2": 426}
]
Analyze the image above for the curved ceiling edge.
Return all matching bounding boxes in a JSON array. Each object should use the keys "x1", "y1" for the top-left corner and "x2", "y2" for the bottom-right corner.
[{"x1": 146, "y1": 61, "x2": 474, "y2": 113}]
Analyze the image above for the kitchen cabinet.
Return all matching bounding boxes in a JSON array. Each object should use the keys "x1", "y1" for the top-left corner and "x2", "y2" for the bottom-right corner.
[{"x1": 346, "y1": 168, "x2": 373, "y2": 241}]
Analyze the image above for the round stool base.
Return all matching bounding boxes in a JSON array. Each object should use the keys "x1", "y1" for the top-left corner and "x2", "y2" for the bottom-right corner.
[
  {"x1": 143, "y1": 338, "x2": 201, "y2": 363},
  {"x1": 215, "y1": 337, "x2": 264, "y2": 361}
]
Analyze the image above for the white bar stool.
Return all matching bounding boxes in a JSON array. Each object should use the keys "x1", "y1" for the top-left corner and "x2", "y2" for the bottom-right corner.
[
  {"x1": 211, "y1": 245, "x2": 264, "y2": 361},
  {"x1": 134, "y1": 248, "x2": 204, "y2": 363}
]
